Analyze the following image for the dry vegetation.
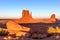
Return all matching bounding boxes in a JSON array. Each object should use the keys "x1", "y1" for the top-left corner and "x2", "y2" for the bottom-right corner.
[{"x1": 48, "y1": 26, "x2": 60, "y2": 33}]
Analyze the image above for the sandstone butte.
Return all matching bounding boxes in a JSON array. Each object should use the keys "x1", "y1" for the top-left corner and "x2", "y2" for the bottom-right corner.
[{"x1": 14, "y1": 10, "x2": 56, "y2": 23}]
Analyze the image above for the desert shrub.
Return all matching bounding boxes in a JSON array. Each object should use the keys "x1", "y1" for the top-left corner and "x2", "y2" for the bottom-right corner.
[
  {"x1": 47, "y1": 26, "x2": 56, "y2": 34},
  {"x1": 0, "y1": 27, "x2": 9, "y2": 36},
  {"x1": 48, "y1": 26, "x2": 60, "y2": 34},
  {"x1": 31, "y1": 33, "x2": 38, "y2": 39},
  {"x1": 56, "y1": 26, "x2": 60, "y2": 33}
]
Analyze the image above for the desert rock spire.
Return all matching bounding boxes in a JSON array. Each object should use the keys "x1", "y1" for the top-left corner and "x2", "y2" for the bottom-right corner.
[{"x1": 50, "y1": 14, "x2": 56, "y2": 22}]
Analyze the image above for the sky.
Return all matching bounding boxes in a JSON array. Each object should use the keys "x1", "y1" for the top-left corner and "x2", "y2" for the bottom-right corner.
[{"x1": 0, "y1": 0, "x2": 60, "y2": 19}]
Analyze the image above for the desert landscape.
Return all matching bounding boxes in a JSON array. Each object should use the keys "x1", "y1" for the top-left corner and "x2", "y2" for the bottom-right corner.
[
  {"x1": 0, "y1": 10, "x2": 60, "y2": 40},
  {"x1": 0, "y1": 0, "x2": 60, "y2": 40}
]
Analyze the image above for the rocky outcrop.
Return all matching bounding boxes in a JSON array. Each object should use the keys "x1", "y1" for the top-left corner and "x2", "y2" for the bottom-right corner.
[
  {"x1": 14, "y1": 10, "x2": 38, "y2": 23},
  {"x1": 50, "y1": 14, "x2": 56, "y2": 22},
  {"x1": 6, "y1": 21, "x2": 30, "y2": 36}
]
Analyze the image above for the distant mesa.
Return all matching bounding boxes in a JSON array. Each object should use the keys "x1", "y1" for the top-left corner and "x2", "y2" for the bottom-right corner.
[{"x1": 14, "y1": 10, "x2": 56, "y2": 23}]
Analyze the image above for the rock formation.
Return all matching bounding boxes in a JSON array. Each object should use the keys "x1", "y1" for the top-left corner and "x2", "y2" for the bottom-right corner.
[
  {"x1": 14, "y1": 10, "x2": 39, "y2": 23},
  {"x1": 6, "y1": 21, "x2": 30, "y2": 36},
  {"x1": 14, "y1": 10, "x2": 56, "y2": 23},
  {"x1": 22, "y1": 10, "x2": 32, "y2": 18},
  {"x1": 50, "y1": 14, "x2": 56, "y2": 22}
]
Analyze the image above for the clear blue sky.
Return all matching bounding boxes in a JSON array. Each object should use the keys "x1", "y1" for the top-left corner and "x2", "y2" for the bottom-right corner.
[{"x1": 0, "y1": 0, "x2": 60, "y2": 19}]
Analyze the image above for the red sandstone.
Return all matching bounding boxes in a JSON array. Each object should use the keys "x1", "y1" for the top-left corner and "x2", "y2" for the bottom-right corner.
[{"x1": 14, "y1": 10, "x2": 56, "y2": 23}]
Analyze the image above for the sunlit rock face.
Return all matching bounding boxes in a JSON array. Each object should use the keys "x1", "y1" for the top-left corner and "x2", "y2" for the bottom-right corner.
[
  {"x1": 22, "y1": 10, "x2": 32, "y2": 18},
  {"x1": 20, "y1": 10, "x2": 35, "y2": 23},
  {"x1": 14, "y1": 10, "x2": 39, "y2": 23},
  {"x1": 14, "y1": 10, "x2": 56, "y2": 23},
  {"x1": 6, "y1": 21, "x2": 30, "y2": 36}
]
